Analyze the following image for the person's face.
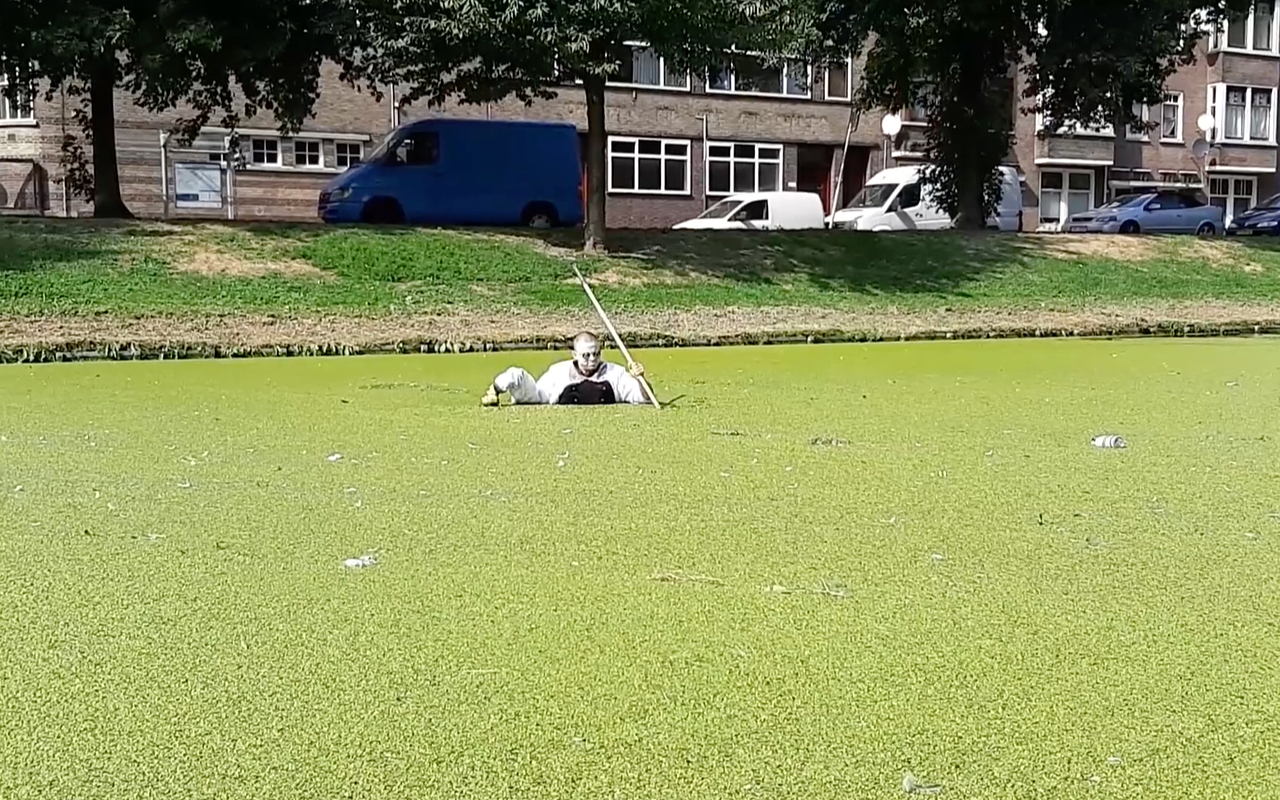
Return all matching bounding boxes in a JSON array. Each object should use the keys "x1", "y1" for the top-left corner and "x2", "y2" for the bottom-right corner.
[{"x1": 573, "y1": 341, "x2": 602, "y2": 375}]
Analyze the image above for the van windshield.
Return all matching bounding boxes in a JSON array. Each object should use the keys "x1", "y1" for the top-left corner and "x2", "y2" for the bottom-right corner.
[
  {"x1": 697, "y1": 199, "x2": 743, "y2": 219},
  {"x1": 366, "y1": 130, "x2": 400, "y2": 163},
  {"x1": 843, "y1": 183, "x2": 898, "y2": 210}
]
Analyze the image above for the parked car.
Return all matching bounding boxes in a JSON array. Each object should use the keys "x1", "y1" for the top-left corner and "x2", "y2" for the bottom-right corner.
[
  {"x1": 1064, "y1": 190, "x2": 1223, "y2": 235},
  {"x1": 671, "y1": 191, "x2": 827, "y2": 231},
  {"x1": 318, "y1": 118, "x2": 584, "y2": 228},
  {"x1": 1226, "y1": 193, "x2": 1280, "y2": 236},
  {"x1": 827, "y1": 165, "x2": 1024, "y2": 231}
]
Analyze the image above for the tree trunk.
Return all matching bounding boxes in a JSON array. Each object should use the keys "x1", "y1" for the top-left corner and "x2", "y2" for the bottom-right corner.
[
  {"x1": 582, "y1": 75, "x2": 607, "y2": 253},
  {"x1": 953, "y1": 160, "x2": 986, "y2": 231},
  {"x1": 89, "y1": 52, "x2": 133, "y2": 219}
]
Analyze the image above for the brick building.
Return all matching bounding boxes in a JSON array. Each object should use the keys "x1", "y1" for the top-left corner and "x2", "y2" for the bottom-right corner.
[{"x1": 2, "y1": 9, "x2": 1279, "y2": 229}]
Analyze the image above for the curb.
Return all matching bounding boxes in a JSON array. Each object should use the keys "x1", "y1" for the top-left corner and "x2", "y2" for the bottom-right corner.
[{"x1": 2, "y1": 320, "x2": 1279, "y2": 364}]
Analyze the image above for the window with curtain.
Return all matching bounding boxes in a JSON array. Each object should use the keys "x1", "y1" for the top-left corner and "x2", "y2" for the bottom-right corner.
[
  {"x1": 1225, "y1": 88, "x2": 1247, "y2": 139},
  {"x1": 1251, "y1": 88, "x2": 1272, "y2": 140},
  {"x1": 1255, "y1": 0, "x2": 1274, "y2": 49}
]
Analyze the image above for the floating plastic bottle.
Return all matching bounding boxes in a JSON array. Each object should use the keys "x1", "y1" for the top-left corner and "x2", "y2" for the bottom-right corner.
[{"x1": 1091, "y1": 434, "x2": 1127, "y2": 449}]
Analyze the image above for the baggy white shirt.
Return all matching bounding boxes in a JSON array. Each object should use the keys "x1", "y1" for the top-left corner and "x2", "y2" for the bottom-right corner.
[{"x1": 494, "y1": 360, "x2": 648, "y2": 405}]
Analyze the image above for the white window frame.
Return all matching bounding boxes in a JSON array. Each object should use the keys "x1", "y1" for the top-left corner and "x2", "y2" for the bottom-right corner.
[
  {"x1": 824, "y1": 57, "x2": 852, "y2": 102},
  {"x1": 1038, "y1": 168, "x2": 1096, "y2": 228},
  {"x1": 606, "y1": 42, "x2": 690, "y2": 92},
  {"x1": 249, "y1": 137, "x2": 281, "y2": 166},
  {"x1": 1207, "y1": 83, "x2": 1276, "y2": 144},
  {"x1": 0, "y1": 74, "x2": 35, "y2": 125},
  {"x1": 706, "y1": 52, "x2": 812, "y2": 99},
  {"x1": 335, "y1": 141, "x2": 363, "y2": 169},
  {"x1": 1209, "y1": 1, "x2": 1280, "y2": 55},
  {"x1": 292, "y1": 138, "x2": 324, "y2": 169},
  {"x1": 901, "y1": 80, "x2": 932, "y2": 125},
  {"x1": 1035, "y1": 93, "x2": 1115, "y2": 137},
  {"x1": 1208, "y1": 175, "x2": 1257, "y2": 226},
  {"x1": 1160, "y1": 92, "x2": 1184, "y2": 142},
  {"x1": 704, "y1": 141, "x2": 784, "y2": 197},
  {"x1": 1126, "y1": 92, "x2": 1183, "y2": 141},
  {"x1": 606, "y1": 135, "x2": 691, "y2": 195}
]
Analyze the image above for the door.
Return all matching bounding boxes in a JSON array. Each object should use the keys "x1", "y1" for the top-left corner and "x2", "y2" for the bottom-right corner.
[
  {"x1": 732, "y1": 199, "x2": 770, "y2": 230},
  {"x1": 1142, "y1": 193, "x2": 1184, "y2": 232},
  {"x1": 796, "y1": 145, "x2": 834, "y2": 213},
  {"x1": 838, "y1": 147, "x2": 871, "y2": 210},
  {"x1": 388, "y1": 130, "x2": 442, "y2": 223},
  {"x1": 891, "y1": 182, "x2": 927, "y2": 228}
]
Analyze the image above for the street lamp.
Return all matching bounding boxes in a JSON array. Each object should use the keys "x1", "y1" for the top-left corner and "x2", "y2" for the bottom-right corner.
[{"x1": 881, "y1": 113, "x2": 902, "y2": 169}]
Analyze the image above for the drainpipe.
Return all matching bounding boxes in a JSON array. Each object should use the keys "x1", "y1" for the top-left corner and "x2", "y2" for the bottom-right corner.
[
  {"x1": 159, "y1": 130, "x2": 170, "y2": 219},
  {"x1": 695, "y1": 114, "x2": 709, "y2": 207}
]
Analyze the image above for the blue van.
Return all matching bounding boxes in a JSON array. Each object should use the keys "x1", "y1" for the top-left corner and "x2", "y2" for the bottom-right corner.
[{"x1": 318, "y1": 118, "x2": 584, "y2": 228}]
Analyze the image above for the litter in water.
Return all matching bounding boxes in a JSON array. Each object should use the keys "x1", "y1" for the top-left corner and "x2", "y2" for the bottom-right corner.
[
  {"x1": 343, "y1": 551, "x2": 379, "y2": 568},
  {"x1": 327, "y1": 453, "x2": 344, "y2": 462},
  {"x1": 1091, "y1": 435, "x2": 1127, "y2": 448}
]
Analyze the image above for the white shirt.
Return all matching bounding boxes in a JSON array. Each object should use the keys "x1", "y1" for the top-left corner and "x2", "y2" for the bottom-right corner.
[{"x1": 536, "y1": 360, "x2": 648, "y2": 405}]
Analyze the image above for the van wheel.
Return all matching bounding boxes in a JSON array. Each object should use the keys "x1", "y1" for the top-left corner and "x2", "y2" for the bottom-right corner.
[
  {"x1": 1196, "y1": 221, "x2": 1217, "y2": 236},
  {"x1": 1118, "y1": 220, "x2": 1140, "y2": 234},
  {"x1": 521, "y1": 202, "x2": 559, "y2": 229},
  {"x1": 361, "y1": 198, "x2": 405, "y2": 225}
]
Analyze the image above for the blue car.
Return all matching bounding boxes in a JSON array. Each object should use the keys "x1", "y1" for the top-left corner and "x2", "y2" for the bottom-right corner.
[
  {"x1": 1065, "y1": 190, "x2": 1224, "y2": 235},
  {"x1": 1226, "y1": 194, "x2": 1280, "y2": 236},
  {"x1": 319, "y1": 118, "x2": 585, "y2": 228}
]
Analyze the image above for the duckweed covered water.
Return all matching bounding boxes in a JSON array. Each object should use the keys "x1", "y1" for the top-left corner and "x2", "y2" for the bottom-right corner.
[{"x1": 2, "y1": 339, "x2": 1279, "y2": 799}]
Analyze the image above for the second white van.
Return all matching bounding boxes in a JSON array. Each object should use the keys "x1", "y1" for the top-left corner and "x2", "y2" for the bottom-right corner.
[{"x1": 828, "y1": 165, "x2": 1024, "y2": 232}]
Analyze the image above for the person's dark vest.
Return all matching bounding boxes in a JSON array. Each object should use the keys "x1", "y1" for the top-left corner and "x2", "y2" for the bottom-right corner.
[{"x1": 556, "y1": 379, "x2": 616, "y2": 405}]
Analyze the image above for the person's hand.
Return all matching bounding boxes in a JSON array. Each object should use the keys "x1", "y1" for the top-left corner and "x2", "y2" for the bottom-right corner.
[{"x1": 628, "y1": 361, "x2": 646, "y2": 379}]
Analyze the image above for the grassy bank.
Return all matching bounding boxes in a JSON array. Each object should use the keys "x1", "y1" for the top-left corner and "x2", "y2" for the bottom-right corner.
[{"x1": 2, "y1": 217, "x2": 1280, "y2": 355}]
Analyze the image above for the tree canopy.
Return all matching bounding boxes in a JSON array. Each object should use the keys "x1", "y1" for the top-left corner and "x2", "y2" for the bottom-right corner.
[
  {"x1": 0, "y1": 0, "x2": 369, "y2": 217},
  {"x1": 810, "y1": 0, "x2": 1255, "y2": 228}
]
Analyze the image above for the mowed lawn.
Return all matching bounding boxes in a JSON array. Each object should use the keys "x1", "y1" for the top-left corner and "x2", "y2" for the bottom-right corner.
[
  {"x1": 4, "y1": 218, "x2": 1280, "y2": 317},
  {"x1": 1, "y1": 338, "x2": 1279, "y2": 799}
]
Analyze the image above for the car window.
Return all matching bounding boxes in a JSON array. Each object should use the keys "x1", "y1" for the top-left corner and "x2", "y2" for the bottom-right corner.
[
  {"x1": 394, "y1": 132, "x2": 440, "y2": 166},
  {"x1": 1178, "y1": 193, "x2": 1206, "y2": 208},
  {"x1": 896, "y1": 182, "x2": 922, "y2": 209},
  {"x1": 1146, "y1": 195, "x2": 1175, "y2": 210},
  {"x1": 735, "y1": 200, "x2": 769, "y2": 221}
]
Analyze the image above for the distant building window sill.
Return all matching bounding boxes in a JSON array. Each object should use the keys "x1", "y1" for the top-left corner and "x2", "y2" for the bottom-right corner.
[
  {"x1": 606, "y1": 82, "x2": 692, "y2": 93},
  {"x1": 705, "y1": 89, "x2": 811, "y2": 101},
  {"x1": 1160, "y1": 138, "x2": 1185, "y2": 144},
  {"x1": 0, "y1": 119, "x2": 38, "y2": 127},
  {"x1": 244, "y1": 165, "x2": 345, "y2": 175},
  {"x1": 1217, "y1": 138, "x2": 1277, "y2": 147},
  {"x1": 1212, "y1": 47, "x2": 1280, "y2": 58},
  {"x1": 607, "y1": 189, "x2": 691, "y2": 197}
]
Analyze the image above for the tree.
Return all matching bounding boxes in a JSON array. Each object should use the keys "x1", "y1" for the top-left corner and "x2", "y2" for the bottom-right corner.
[
  {"x1": 0, "y1": 0, "x2": 369, "y2": 218},
  {"x1": 809, "y1": 0, "x2": 1254, "y2": 229},
  {"x1": 357, "y1": 0, "x2": 788, "y2": 251}
]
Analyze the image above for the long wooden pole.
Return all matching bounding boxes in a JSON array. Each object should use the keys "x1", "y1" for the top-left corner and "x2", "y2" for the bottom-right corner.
[{"x1": 572, "y1": 264, "x2": 661, "y2": 409}]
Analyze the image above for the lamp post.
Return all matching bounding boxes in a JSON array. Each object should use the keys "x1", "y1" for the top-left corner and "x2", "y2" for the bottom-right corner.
[{"x1": 881, "y1": 113, "x2": 902, "y2": 170}]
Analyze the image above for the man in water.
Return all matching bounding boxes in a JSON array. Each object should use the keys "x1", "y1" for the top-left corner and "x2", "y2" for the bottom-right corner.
[{"x1": 481, "y1": 332, "x2": 652, "y2": 406}]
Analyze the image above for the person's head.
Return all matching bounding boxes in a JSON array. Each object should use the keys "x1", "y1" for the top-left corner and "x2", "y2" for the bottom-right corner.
[{"x1": 571, "y1": 331, "x2": 602, "y2": 376}]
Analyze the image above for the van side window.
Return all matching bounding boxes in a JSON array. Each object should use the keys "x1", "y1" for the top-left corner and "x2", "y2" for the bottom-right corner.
[
  {"x1": 896, "y1": 182, "x2": 921, "y2": 210},
  {"x1": 394, "y1": 132, "x2": 440, "y2": 166},
  {"x1": 735, "y1": 200, "x2": 769, "y2": 221}
]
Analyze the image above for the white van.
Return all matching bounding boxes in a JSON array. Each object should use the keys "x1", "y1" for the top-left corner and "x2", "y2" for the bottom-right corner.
[
  {"x1": 672, "y1": 191, "x2": 827, "y2": 231},
  {"x1": 828, "y1": 165, "x2": 1024, "y2": 232}
]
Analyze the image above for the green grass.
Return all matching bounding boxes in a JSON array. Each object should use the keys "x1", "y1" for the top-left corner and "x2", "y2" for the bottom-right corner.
[
  {"x1": 3, "y1": 218, "x2": 1280, "y2": 317},
  {"x1": 2, "y1": 339, "x2": 1279, "y2": 798}
]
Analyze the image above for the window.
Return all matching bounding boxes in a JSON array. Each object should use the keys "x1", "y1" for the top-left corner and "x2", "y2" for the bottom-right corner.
[
  {"x1": 250, "y1": 138, "x2": 280, "y2": 166},
  {"x1": 896, "y1": 182, "x2": 922, "y2": 209},
  {"x1": 1209, "y1": 84, "x2": 1274, "y2": 143},
  {"x1": 1214, "y1": 1, "x2": 1279, "y2": 53},
  {"x1": 336, "y1": 141, "x2": 363, "y2": 169},
  {"x1": 607, "y1": 136, "x2": 689, "y2": 194},
  {"x1": 825, "y1": 59, "x2": 851, "y2": 101},
  {"x1": 1161, "y1": 93, "x2": 1183, "y2": 140},
  {"x1": 706, "y1": 142, "x2": 783, "y2": 196},
  {"x1": 735, "y1": 199, "x2": 769, "y2": 221},
  {"x1": 293, "y1": 139, "x2": 323, "y2": 168},
  {"x1": 393, "y1": 132, "x2": 439, "y2": 165},
  {"x1": 1036, "y1": 93, "x2": 1114, "y2": 137},
  {"x1": 608, "y1": 43, "x2": 688, "y2": 89},
  {"x1": 0, "y1": 75, "x2": 33, "y2": 123},
  {"x1": 1039, "y1": 170, "x2": 1094, "y2": 227},
  {"x1": 902, "y1": 81, "x2": 933, "y2": 124},
  {"x1": 1209, "y1": 176, "x2": 1256, "y2": 224},
  {"x1": 708, "y1": 53, "x2": 810, "y2": 97}
]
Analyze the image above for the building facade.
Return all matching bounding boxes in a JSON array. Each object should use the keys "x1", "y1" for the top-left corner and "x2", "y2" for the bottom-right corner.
[{"x1": 2, "y1": 10, "x2": 1278, "y2": 229}]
